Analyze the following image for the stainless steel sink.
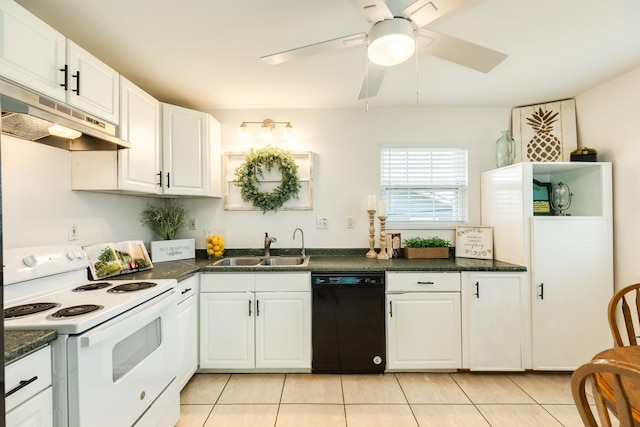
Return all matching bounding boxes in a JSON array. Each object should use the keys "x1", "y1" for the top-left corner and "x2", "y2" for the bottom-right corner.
[
  {"x1": 209, "y1": 257, "x2": 263, "y2": 267},
  {"x1": 260, "y1": 256, "x2": 309, "y2": 266},
  {"x1": 208, "y1": 256, "x2": 310, "y2": 267}
]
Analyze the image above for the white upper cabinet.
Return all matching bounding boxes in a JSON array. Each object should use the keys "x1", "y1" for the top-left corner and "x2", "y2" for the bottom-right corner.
[
  {"x1": 65, "y1": 40, "x2": 119, "y2": 124},
  {"x1": 118, "y1": 76, "x2": 161, "y2": 193},
  {"x1": 0, "y1": 0, "x2": 66, "y2": 100},
  {"x1": 0, "y1": 0, "x2": 119, "y2": 124},
  {"x1": 162, "y1": 103, "x2": 222, "y2": 197}
]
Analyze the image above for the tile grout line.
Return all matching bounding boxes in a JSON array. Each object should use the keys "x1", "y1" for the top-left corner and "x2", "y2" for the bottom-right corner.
[
  {"x1": 449, "y1": 372, "x2": 494, "y2": 426},
  {"x1": 505, "y1": 374, "x2": 570, "y2": 427},
  {"x1": 393, "y1": 373, "x2": 420, "y2": 426}
]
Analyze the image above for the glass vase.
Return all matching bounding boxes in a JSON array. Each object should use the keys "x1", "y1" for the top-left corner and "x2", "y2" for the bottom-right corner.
[{"x1": 496, "y1": 130, "x2": 516, "y2": 168}]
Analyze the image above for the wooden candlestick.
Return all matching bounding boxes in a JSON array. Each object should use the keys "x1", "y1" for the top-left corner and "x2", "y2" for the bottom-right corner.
[
  {"x1": 366, "y1": 209, "x2": 377, "y2": 258},
  {"x1": 377, "y1": 215, "x2": 389, "y2": 260}
]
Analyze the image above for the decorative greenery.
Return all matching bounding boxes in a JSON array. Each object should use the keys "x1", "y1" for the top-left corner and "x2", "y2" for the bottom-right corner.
[
  {"x1": 234, "y1": 146, "x2": 301, "y2": 213},
  {"x1": 571, "y1": 147, "x2": 597, "y2": 155},
  {"x1": 403, "y1": 236, "x2": 451, "y2": 248},
  {"x1": 139, "y1": 199, "x2": 188, "y2": 240}
]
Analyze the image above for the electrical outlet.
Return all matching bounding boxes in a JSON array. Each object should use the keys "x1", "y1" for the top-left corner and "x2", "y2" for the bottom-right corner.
[
  {"x1": 346, "y1": 216, "x2": 354, "y2": 228},
  {"x1": 189, "y1": 218, "x2": 197, "y2": 230},
  {"x1": 316, "y1": 217, "x2": 328, "y2": 229},
  {"x1": 68, "y1": 224, "x2": 78, "y2": 241}
]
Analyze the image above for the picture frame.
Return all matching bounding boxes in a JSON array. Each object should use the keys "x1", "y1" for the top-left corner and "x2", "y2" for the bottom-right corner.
[
  {"x1": 455, "y1": 226, "x2": 493, "y2": 260},
  {"x1": 533, "y1": 179, "x2": 552, "y2": 215},
  {"x1": 512, "y1": 99, "x2": 577, "y2": 163}
]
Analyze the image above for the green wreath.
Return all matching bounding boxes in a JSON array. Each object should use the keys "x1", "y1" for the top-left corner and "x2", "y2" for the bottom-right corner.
[{"x1": 234, "y1": 146, "x2": 301, "y2": 213}]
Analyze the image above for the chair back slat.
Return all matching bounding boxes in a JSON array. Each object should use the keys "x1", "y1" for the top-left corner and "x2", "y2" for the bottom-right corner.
[{"x1": 622, "y1": 299, "x2": 637, "y2": 346}]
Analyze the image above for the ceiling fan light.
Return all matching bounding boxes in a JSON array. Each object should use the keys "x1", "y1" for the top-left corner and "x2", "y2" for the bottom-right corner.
[{"x1": 367, "y1": 18, "x2": 415, "y2": 66}]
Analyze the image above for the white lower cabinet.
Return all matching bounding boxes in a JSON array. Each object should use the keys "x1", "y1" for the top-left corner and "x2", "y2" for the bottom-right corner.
[
  {"x1": 5, "y1": 346, "x2": 53, "y2": 427},
  {"x1": 463, "y1": 273, "x2": 526, "y2": 371},
  {"x1": 199, "y1": 272, "x2": 311, "y2": 371},
  {"x1": 386, "y1": 272, "x2": 461, "y2": 371},
  {"x1": 176, "y1": 275, "x2": 199, "y2": 390}
]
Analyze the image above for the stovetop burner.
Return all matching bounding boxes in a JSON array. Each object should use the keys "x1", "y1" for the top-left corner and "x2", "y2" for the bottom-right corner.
[
  {"x1": 50, "y1": 304, "x2": 104, "y2": 318},
  {"x1": 107, "y1": 282, "x2": 157, "y2": 293},
  {"x1": 72, "y1": 282, "x2": 112, "y2": 292},
  {"x1": 4, "y1": 302, "x2": 60, "y2": 319}
]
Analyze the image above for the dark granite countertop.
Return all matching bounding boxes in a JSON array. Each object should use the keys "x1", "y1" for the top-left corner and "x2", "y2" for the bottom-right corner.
[
  {"x1": 5, "y1": 330, "x2": 57, "y2": 365},
  {"x1": 116, "y1": 248, "x2": 526, "y2": 281}
]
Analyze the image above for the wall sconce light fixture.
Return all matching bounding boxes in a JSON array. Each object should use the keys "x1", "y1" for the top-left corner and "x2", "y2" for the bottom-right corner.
[{"x1": 237, "y1": 119, "x2": 293, "y2": 143}]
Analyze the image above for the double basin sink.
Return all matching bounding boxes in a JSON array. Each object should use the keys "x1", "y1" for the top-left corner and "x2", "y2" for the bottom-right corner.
[{"x1": 209, "y1": 256, "x2": 310, "y2": 268}]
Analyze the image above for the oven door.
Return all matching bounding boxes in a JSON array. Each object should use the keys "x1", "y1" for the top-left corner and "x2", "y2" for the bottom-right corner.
[{"x1": 66, "y1": 289, "x2": 179, "y2": 427}]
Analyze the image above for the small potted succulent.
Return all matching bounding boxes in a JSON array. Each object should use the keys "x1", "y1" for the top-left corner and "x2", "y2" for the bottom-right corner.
[
  {"x1": 403, "y1": 236, "x2": 451, "y2": 259},
  {"x1": 570, "y1": 147, "x2": 597, "y2": 162}
]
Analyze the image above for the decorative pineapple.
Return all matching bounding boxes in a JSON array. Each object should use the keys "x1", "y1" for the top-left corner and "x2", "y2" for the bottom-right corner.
[{"x1": 525, "y1": 107, "x2": 561, "y2": 161}]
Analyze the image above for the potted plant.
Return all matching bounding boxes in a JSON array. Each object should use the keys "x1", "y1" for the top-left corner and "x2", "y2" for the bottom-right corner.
[
  {"x1": 403, "y1": 236, "x2": 451, "y2": 259},
  {"x1": 139, "y1": 200, "x2": 195, "y2": 261}
]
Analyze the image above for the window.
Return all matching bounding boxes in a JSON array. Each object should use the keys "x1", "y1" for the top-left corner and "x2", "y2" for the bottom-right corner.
[{"x1": 380, "y1": 147, "x2": 468, "y2": 227}]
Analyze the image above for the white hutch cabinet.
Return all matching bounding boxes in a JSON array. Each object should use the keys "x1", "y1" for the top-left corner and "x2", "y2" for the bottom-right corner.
[{"x1": 481, "y1": 162, "x2": 613, "y2": 370}]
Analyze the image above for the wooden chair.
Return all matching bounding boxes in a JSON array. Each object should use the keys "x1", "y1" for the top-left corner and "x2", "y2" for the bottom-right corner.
[
  {"x1": 572, "y1": 358, "x2": 640, "y2": 426},
  {"x1": 608, "y1": 283, "x2": 640, "y2": 347}
]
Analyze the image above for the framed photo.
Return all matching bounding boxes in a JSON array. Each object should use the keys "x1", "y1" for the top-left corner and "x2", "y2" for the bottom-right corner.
[
  {"x1": 533, "y1": 179, "x2": 552, "y2": 215},
  {"x1": 455, "y1": 226, "x2": 493, "y2": 260}
]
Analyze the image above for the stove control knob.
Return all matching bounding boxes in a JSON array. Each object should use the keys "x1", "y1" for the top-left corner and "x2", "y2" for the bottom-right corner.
[
  {"x1": 22, "y1": 255, "x2": 37, "y2": 267},
  {"x1": 66, "y1": 249, "x2": 79, "y2": 260}
]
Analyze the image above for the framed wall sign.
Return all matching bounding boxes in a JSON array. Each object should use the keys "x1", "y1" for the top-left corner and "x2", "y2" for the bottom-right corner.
[
  {"x1": 455, "y1": 226, "x2": 493, "y2": 260},
  {"x1": 533, "y1": 179, "x2": 552, "y2": 215}
]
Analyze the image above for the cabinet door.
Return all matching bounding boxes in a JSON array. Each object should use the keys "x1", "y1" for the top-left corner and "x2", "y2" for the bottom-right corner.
[
  {"x1": 468, "y1": 275, "x2": 524, "y2": 371},
  {"x1": 0, "y1": 0, "x2": 66, "y2": 101},
  {"x1": 162, "y1": 104, "x2": 210, "y2": 196},
  {"x1": 255, "y1": 292, "x2": 311, "y2": 369},
  {"x1": 177, "y1": 293, "x2": 198, "y2": 390},
  {"x1": 5, "y1": 387, "x2": 53, "y2": 427},
  {"x1": 387, "y1": 292, "x2": 461, "y2": 370},
  {"x1": 118, "y1": 77, "x2": 161, "y2": 193},
  {"x1": 200, "y1": 292, "x2": 254, "y2": 369},
  {"x1": 531, "y1": 217, "x2": 613, "y2": 370},
  {"x1": 66, "y1": 40, "x2": 119, "y2": 124}
]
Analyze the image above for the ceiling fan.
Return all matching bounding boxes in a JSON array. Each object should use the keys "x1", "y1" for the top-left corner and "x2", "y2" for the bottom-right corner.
[{"x1": 260, "y1": 0, "x2": 508, "y2": 100}]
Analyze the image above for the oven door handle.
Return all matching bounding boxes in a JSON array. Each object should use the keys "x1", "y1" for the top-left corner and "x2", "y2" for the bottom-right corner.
[{"x1": 80, "y1": 289, "x2": 177, "y2": 348}]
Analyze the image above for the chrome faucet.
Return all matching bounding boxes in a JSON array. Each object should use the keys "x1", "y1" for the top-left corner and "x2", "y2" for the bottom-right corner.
[
  {"x1": 293, "y1": 228, "x2": 305, "y2": 257},
  {"x1": 264, "y1": 232, "x2": 276, "y2": 257}
]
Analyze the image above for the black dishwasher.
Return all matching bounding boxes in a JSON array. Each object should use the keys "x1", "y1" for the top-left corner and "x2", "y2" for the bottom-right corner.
[{"x1": 311, "y1": 272, "x2": 385, "y2": 373}]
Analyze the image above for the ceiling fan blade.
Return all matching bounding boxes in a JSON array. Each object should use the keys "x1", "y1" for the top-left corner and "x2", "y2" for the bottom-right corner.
[
  {"x1": 417, "y1": 29, "x2": 507, "y2": 73},
  {"x1": 402, "y1": 0, "x2": 470, "y2": 28},
  {"x1": 261, "y1": 33, "x2": 366, "y2": 65},
  {"x1": 350, "y1": 0, "x2": 393, "y2": 23},
  {"x1": 358, "y1": 63, "x2": 388, "y2": 99}
]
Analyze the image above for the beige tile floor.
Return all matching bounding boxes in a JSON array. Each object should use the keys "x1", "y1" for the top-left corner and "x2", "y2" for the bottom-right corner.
[{"x1": 177, "y1": 372, "x2": 589, "y2": 427}]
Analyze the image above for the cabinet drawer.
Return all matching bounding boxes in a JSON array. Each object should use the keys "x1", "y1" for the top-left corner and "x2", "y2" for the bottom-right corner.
[
  {"x1": 255, "y1": 272, "x2": 310, "y2": 292},
  {"x1": 386, "y1": 272, "x2": 460, "y2": 292},
  {"x1": 5, "y1": 346, "x2": 52, "y2": 412},
  {"x1": 200, "y1": 273, "x2": 254, "y2": 292}
]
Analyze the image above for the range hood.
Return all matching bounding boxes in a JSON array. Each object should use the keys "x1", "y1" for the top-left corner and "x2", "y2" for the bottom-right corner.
[{"x1": 0, "y1": 78, "x2": 131, "y2": 150}]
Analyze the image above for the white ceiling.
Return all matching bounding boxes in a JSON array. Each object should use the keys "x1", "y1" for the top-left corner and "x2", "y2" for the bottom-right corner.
[{"x1": 16, "y1": 0, "x2": 640, "y2": 111}]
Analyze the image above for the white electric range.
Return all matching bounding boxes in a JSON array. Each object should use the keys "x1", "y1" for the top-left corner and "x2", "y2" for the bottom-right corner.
[{"x1": 3, "y1": 246, "x2": 180, "y2": 427}]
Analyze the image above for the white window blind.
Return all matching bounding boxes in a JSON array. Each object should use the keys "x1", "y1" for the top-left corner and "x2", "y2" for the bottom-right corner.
[{"x1": 380, "y1": 147, "x2": 468, "y2": 225}]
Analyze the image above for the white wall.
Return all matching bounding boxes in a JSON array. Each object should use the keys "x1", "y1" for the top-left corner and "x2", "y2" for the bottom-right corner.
[
  {"x1": 575, "y1": 67, "x2": 640, "y2": 290},
  {"x1": 1, "y1": 106, "x2": 510, "y2": 251},
  {"x1": 184, "y1": 106, "x2": 511, "y2": 249},
  {"x1": 1, "y1": 135, "x2": 155, "y2": 249}
]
